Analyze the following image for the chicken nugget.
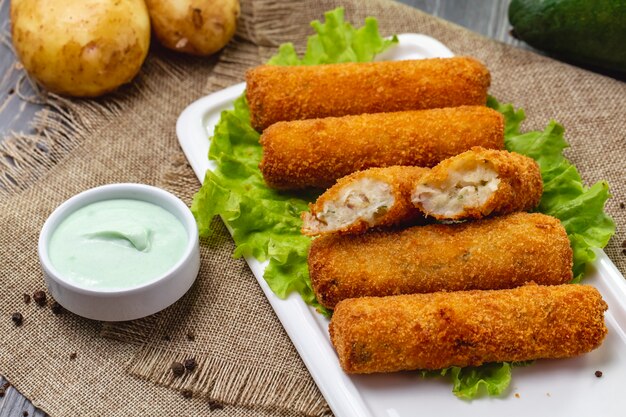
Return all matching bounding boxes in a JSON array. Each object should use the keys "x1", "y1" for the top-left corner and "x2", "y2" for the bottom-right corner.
[
  {"x1": 246, "y1": 57, "x2": 491, "y2": 131},
  {"x1": 260, "y1": 106, "x2": 504, "y2": 190},
  {"x1": 302, "y1": 166, "x2": 428, "y2": 236},
  {"x1": 309, "y1": 212, "x2": 573, "y2": 309},
  {"x1": 412, "y1": 147, "x2": 543, "y2": 220},
  {"x1": 330, "y1": 284, "x2": 607, "y2": 373}
]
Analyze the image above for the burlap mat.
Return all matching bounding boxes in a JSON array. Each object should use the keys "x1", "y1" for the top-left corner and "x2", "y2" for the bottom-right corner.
[{"x1": 1, "y1": 0, "x2": 624, "y2": 416}]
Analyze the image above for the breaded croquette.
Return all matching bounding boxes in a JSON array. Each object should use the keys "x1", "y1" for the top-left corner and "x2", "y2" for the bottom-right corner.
[
  {"x1": 246, "y1": 57, "x2": 491, "y2": 131},
  {"x1": 329, "y1": 284, "x2": 607, "y2": 373},
  {"x1": 412, "y1": 147, "x2": 543, "y2": 220},
  {"x1": 309, "y1": 212, "x2": 572, "y2": 309},
  {"x1": 260, "y1": 106, "x2": 504, "y2": 190},
  {"x1": 302, "y1": 149, "x2": 542, "y2": 235},
  {"x1": 302, "y1": 166, "x2": 428, "y2": 236}
]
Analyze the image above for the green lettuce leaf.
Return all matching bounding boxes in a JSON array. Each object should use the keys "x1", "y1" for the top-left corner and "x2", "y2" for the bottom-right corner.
[
  {"x1": 192, "y1": 8, "x2": 615, "y2": 401},
  {"x1": 449, "y1": 363, "x2": 512, "y2": 398},
  {"x1": 488, "y1": 96, "x2": 615, "y2": 281},
  {"x1": 268, "y1": 8, "x2": 398, "y2": 66}
]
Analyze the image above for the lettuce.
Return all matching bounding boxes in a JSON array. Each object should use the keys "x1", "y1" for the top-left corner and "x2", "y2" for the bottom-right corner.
[
  {"x1": 488, "y1": 97, "x2": 615, "y2": 281},
  {"x1": 192, "y1": 7, "x2": 614, "y2": 401},
  {"x1": 449, "y1": 363, "x2": 512, "y2": 398},
  {"x1": 268, "y1": 8, "x2": 398, "y2": 66}
]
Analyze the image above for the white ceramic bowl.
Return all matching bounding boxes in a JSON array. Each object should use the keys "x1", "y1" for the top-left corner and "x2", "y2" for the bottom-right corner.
[{"x1": 38, "y1": 183, "x2": 200, "y2": 321}]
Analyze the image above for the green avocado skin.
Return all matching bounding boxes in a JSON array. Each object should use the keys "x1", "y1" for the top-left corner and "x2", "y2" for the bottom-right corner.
[{"x1": 509, "y1": 0, "x2": 626, "y2": 73}]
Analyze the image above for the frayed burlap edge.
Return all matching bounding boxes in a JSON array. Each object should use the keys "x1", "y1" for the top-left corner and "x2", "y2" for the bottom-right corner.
[
  {"x1": 0, "y1": 49, "x2": 194, "y2": 200},
  {"x1": 0, "y1": 96, "x2": 108, "y2": 197}
]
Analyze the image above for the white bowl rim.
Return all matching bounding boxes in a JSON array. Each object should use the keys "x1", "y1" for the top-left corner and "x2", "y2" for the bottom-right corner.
[{"x1": 38, "y1": 183, "x2": 199, "y2": 296}]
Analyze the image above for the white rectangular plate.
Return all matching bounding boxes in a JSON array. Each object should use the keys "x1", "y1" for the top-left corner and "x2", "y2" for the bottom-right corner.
[{"x1": 176, "y1": 34, "x2": 626, "y2": 417}]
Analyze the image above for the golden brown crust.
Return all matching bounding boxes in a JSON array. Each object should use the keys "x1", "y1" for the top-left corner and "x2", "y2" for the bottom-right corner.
[
  {"x1": 309, "y1": 212, "x2": 573, "y2": 309},
  {"x1": 260, "y1": 106, "x2": 504, "y2": 190},
  {"x1": 301, "y1": 166, "x2": 429, "y2": 236},
  {"x1": 413, "y1": 147, "x2": 543, "y2": 219},
  {"x1": 329, "y1": 284, "x2": 607, "y2": 373},
  {"x1": 246, "y1": 57, "x2": 491, "y2": 131}
]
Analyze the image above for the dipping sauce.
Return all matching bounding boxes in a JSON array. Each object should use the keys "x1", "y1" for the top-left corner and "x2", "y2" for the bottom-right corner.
[{"x1": 48, "y1": 199, "x2": 188, "y2": 289}]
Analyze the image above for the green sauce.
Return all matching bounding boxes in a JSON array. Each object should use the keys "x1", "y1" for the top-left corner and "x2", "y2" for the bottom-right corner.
[{"x1": 49, "y1": 199, "x2": 188, "y2": 289}]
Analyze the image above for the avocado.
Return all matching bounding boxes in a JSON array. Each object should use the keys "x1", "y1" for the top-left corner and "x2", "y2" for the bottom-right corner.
[{"x1": 509, "y1": 0, "x2": 626, "y2": 73}]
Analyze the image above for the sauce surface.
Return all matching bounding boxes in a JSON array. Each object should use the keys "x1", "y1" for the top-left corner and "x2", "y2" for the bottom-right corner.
[{"x1": 49, "y1": 199, "x2": 188, "y2": 289}]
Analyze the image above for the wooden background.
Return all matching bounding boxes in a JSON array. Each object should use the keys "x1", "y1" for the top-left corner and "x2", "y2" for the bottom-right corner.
[{"x1": 0, "y1": 0, "x2": 526, "y2": 415}]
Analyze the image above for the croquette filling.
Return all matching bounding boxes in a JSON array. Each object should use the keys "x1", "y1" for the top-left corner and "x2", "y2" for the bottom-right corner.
[
  {"x1": 412, "y1": 159, "x2": 500, "y2": 217},
  {"x1": 306, "y1": 179, "x2": 394, "y2": 232}
]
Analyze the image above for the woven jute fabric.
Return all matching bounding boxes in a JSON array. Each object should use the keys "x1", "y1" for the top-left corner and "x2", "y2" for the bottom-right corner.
[{"x1": 1, "y1": 0, "x2": 624, "y2": 416}]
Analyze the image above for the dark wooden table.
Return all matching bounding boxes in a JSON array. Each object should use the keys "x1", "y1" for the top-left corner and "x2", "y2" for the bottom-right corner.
[{"x1": 0, "y1": 0, "x2": 523, "y2": 415}]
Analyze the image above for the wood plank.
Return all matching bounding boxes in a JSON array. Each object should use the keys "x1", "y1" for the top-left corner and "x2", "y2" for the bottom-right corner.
[
  {"x1": 0, "y1": 0, "x2": 42, "y2": 141},
  {"x1": 0, "y1": 377, "x2": 46, "y2": 417}
]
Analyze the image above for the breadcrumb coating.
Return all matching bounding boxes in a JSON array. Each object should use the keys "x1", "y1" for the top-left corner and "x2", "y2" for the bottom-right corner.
[
  {"x1": 412, "y1": 147, "x2": 543, "y2": 220},
  {"x1": 246, "y1": 57, "x2": 491, "y2": 131},
  {"x1": 302, "y1": 166, "x2": 428, "y2": 236},
  {"x1": 260, "y1": 106, "x2": 504, "y2": 190},
  {"x1": 329, "y1": 284, "x2": 608, "y2": 373},
  {"x1": 309, "y1": 212, "x2": 573, "y2": 309}
]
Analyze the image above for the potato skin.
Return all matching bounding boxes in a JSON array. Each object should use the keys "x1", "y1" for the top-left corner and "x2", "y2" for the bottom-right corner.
[
  {"x1": 11, "y1": 0, "x2": 150, "y2": 97},
  {"x1": 145, "y1": 0, "x2": 240, "y2": 56}
]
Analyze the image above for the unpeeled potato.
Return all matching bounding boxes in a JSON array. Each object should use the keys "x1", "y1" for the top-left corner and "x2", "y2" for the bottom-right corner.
[
  {"x1": 145, "y1": 0, "x2": 240, "y2": 56},
  {"x1": 10, "y1": 0, "x2": 151, "y2": 97}
]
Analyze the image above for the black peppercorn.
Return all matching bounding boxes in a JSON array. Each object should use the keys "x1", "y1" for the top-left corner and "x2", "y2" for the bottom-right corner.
[
  {"x1": 51, "y1": 302, "x2": 64, "y2": 315},
  {"x1": 208, "y1": 400, "x2": 224, "y2": 411},
  {"x1": 184, "y1": 358, "x2": 197, "y2": 372},
  {"x1": 11, "y1": 312, "x2": 23, "y2": 326},
  {"x1": 69, "y1": 353, "x2": 77, "y2": 360},
  {"x1": 23, "y1": 294, "x2": 31, "y2": 304},
  {"x1": 33, "y1": 290, "x2": 47, "y2": 307},
  {"x1": 171, "y1": 362, "x2": 185, "y2": 377},
  {"x1": 595, "y1": 370, "x2": 603, "y2": 378}
]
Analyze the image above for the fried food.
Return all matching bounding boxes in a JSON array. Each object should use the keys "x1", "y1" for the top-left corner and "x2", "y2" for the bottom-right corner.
[
  {"x1": 412, "y1": 147, "x2": 543, "y2": 220},
  {"x1": 329, "y1": 284, "x2": 607, "y2": 373},
  {"x1": 302, "y1": 148, "x2": 543, "y2": 235},
  {"x1": 309, "y1": 212, "x2": 572, "y2": 309},
  {"x1": 246, "y1": 57, "x2": 491, "y2": 131},
  {"x1": 260, "y1": 106, "x2": 504, "y2": 189},
  {"x1": 302, "y1": 166, "x2": 428, "y2": 236}
]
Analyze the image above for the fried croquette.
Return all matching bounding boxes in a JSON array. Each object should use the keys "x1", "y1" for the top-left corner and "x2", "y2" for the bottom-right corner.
[
  {"x1": 246, "y1": 57, "x2": 491, "y2": 131},
  {"x1": 302, "y1": 166, "x2": 428, "y2": 236},
  {"x1": 309, "y1": 212, "x2": 573, "y2": 309},
  {"x1": 329, "y1": 284, "x2": 607, "y2": 373},
  {"x1": 260, "y1": 106, "x2": 504, "y2": 190},
  {"x1": 412, "y1": 147, "x2": 543, "y2": 220}
]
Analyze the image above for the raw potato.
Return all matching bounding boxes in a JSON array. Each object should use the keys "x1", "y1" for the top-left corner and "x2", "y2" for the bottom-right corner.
[
  {"x1": 145, "y1": 0, "x2": 240, "y2": 56},
  {"x1": 10, "y1": 0, "x2": 151, "y2": 97}
]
